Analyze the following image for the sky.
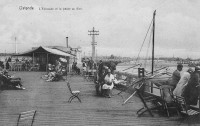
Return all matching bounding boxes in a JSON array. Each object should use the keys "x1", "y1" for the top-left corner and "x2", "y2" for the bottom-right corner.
[{"x1": 0, "y1": 0, "x2": 200, "y2": 59}]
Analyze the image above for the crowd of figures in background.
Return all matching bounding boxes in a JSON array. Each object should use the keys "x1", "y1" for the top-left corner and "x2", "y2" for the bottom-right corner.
[{"x1": 0, "y1": 57, "x2": 34, "y2": 71}]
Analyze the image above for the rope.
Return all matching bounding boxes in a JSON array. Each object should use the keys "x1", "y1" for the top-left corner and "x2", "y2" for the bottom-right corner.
[
  {"x1": 122, "y1": 18, "x2": 154, "y2": 72},
  {"x1": 135, "y1": 18, "x2": 153, "y2": 63},
  {"x1": 144, "y1": 27, "x2": 153, "y2": 69}
]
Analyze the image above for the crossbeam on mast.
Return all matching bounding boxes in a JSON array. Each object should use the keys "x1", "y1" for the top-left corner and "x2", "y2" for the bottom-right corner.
[{"x1": 88, "y1": 27, "x2": 99, "y2": 61}]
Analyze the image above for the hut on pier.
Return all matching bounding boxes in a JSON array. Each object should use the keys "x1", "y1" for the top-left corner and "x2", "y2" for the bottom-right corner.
[{"x1": 13, "y1": 46, "x2": 75, "y2": 71}]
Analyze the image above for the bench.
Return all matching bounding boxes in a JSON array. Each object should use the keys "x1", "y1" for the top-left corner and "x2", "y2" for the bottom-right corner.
[{"x1": 175, "y1": 96, "x2": 200, "y2": 125}]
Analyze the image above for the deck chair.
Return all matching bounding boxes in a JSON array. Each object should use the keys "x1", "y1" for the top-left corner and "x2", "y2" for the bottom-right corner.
[
  {"x1": 136, "y1": 83, "x2": 164, "y2": 117},
  {"x1": 159, "y1": 85, "x2": 179, "y2": 117},
  {"x1": 175, "y1": 95, "x2": 200, "y2": 125},
  {"x1": 17, "y1": 110, "x2": 36, "y2": 126},
  {"x1": 67, "y1": 81, "x2": 81, "y2": 103}
]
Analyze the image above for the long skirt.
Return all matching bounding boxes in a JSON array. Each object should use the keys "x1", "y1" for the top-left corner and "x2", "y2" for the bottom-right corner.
[{"x1": 102, "y1": 83, "x2": 114, "y2": 90}]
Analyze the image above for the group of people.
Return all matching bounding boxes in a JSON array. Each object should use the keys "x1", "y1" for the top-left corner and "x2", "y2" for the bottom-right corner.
[
  {"x1": 82, "y1": 58, "x2": 97, "y2": 76},
  {"x1": 97, "y1": 60, "x2": 117, "y2": 98},
  {"x1": 0, "y1": 57, "x2": 34, "y2": 71},
  {"x1": 44, "y1": 60, "x2": 67, "y2": 82},
  {"x1": 72, "y1": 62, "x2": 80, "y2": 75},
  {"x1": 170, "y1": 64, "x2": 200, "y2": 105},
  {"x1": 0, "y1": 69, "x2": 24, "y2": 90}
]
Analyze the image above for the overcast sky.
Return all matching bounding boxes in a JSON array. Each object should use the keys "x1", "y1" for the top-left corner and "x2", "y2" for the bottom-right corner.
[{"x1": 0, "y1": 0, "x2": 200, "y2": 59}]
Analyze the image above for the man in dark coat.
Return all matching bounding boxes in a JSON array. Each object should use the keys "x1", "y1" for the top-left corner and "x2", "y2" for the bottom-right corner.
[
  {"x1": 170, "y1": 64, "x2": 183, "y2": 90},
  {"x1": 183, "y1": 66, "x2": 200, "y2": 105},
  {"x1": 98, "y1": 60, "x2": 104, "y2": 82}
]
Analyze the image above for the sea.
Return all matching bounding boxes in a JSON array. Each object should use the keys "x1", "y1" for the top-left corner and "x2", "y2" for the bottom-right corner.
[
  {"x1": 116, "y1": 59, "x2": 190, "y2": 74},
  {"x1": 0, "y1": 56, "x2": 191, "y2": 74}
]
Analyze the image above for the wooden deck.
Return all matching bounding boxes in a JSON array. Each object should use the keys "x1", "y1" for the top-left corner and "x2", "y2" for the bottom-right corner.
[{"x1": 0, "y1": 72, "x2": 199, "y2": 126}]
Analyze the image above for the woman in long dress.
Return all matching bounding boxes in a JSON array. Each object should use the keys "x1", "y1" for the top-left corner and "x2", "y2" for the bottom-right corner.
[{"x1": 102, "y1": 69, "x2": 114, "y2": 98}]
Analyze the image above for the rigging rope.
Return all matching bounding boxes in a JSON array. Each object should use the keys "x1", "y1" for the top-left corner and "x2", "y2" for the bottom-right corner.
[
  {"x1": 122, "y1": 17, "x2": 154, "y2": 72},
  {"x1": 144, "y1": 26, "x2": 153, "y2": 69},
  {"x1": 134, "y1": 18, "x2": 153, "y2": 64}
]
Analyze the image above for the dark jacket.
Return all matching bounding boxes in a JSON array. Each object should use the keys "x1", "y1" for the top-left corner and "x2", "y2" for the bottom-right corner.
[
  {"x1": 170, "y1": 70, "x2": 181, "y2": 89},
  {"x1": 183, "y1": 71, "x2": 199, "y2": 105}
]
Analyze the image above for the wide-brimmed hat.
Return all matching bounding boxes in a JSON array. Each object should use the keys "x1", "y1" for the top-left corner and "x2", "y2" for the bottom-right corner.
[{"x1": 59, "y1": 57, "x2": 67, "y2": 62}]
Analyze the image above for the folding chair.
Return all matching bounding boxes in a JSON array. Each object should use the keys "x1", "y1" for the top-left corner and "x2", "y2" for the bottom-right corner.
[
  {"x1": 136, "y1": 83, "x2": 164, "y2": 117},
  {"x1": 67, "y1": 81, "x2": 81, "y2": 103},
  {"x1": 175, "y1": 95, "x2": 200, "y2": 125},
  {"x1": 17, "y1": 110, "x2": 37, "y2": 126},
  {"x1": 159, "y1": 85, "x2": 179, "y2": 117}
]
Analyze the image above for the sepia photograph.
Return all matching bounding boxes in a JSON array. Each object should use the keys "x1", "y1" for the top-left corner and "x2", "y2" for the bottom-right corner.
[{"x1": 0, "y1": 0, "x2": 200, "y2": 125}]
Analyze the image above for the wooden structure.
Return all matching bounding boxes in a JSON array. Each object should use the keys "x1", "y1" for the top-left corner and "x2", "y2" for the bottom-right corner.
[{"x1": 13, "y1": 46, "x2": 74, "y2": 71}]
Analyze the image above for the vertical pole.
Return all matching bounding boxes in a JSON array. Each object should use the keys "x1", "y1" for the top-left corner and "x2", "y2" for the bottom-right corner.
[
  {"x1": 88, "y1": 27, "x2": 99, "y2": 62},
  {"x1": 92, "y1": 28, "x2": 95, "y2": 61},
  {"x1": 96, "y1": 49, "x2": 97, "y2": 61},
  {"x1": 33, "y1": 53, "x2": 34, "y2": 64},
  {"x1": 152, "y1": 10, "x2": 156, "y2": 76},
  {"x1": 46, "y1": 53, "x2": 49, "y2": 72},
  {"x1": 66, "y1": 37, "x2": 68, "y2": 48},
  {"x1": 198, "y1": 86, "x2": 200, "y2": 112},
  {"x1": 15, "y1": 37, "x2": 17, "y2": 54},
  {"x1": 151, "y1": 10, "x2": 156, "y2": 93}
]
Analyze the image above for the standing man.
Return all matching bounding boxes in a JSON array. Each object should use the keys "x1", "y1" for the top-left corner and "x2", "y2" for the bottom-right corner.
[
  {"x1": 98, "y1": 60, "x2": 104, "y2": 82},
  {"x1": 170, "y1": 64, "x2": 183, "y2": 90},
  {"x1": 82, "y1": 61, "x2": 87, "y2": 76},
  {"x1": 183, "y1": 66, "x2": 200, "y2": 105},
  {"x1": 173, "y1": 68, "x2": 193, "y2": 97}
]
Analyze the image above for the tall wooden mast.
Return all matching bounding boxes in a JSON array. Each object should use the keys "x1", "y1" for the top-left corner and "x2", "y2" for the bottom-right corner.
[{"x1": 151, "y1": 10, "x2": 156, "y2": 75}]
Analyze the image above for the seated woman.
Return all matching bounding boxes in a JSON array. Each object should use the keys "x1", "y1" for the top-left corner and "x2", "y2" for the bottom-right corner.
[
  {"x1": 46, "y1": 65, "x2": 66, "y2": 82},
  {"x1": 0, "y1": 70, "x2": 23, "y2": 89},
  {"x1": 102, "y1": 69, "x2": 114, "y2": 98},
  {"x1": 45, "y1": 64, "x2": 56, "y2": 81}
]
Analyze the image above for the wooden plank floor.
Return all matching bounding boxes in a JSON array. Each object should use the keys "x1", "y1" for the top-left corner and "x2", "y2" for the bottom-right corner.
[{"x1": 0, "y1": 72, "x2": 199, "y2": 126}]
